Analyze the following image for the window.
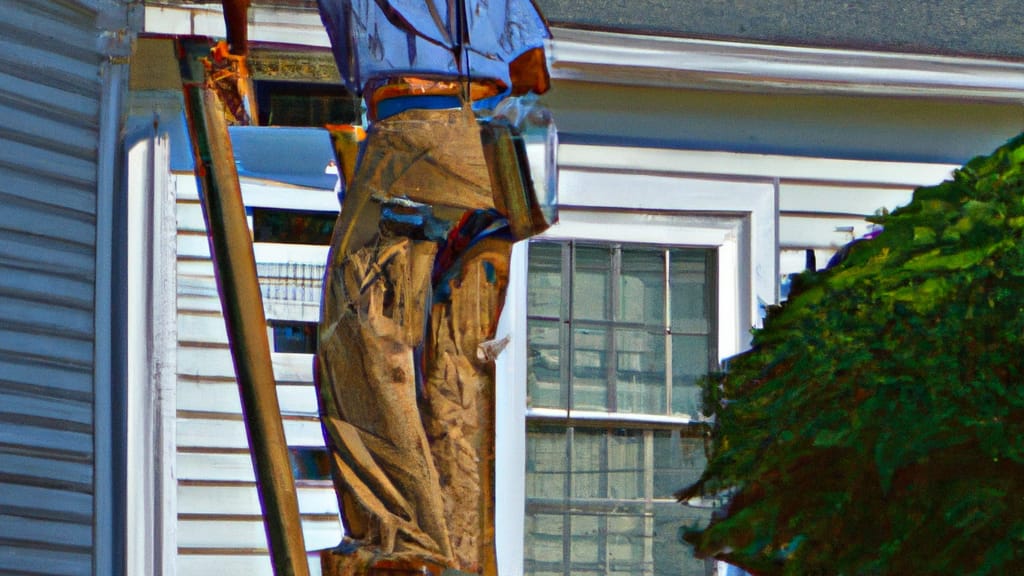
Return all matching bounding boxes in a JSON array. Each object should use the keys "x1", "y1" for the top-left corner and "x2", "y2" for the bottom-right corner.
[
  {"x1": 288, "y1": 446, "x2": 332, "y2": 482},
  {"x1": 489, "y1": 146, "x2": 778, "y2": 576},
  {"x1": 526, "y1": 242, "x2": 715, "y2": 416},
  {"x1": 524, "y1": 240, "x2": 717, "y2": 576},
  {"x1": 268, "y1": 320, "x2": 318, "y2": 354},
  {"x1": 251, "y1": 207, "x2": 336, "y2": 245},
  {"x1": 254, "y1": 80, "x2": 360, "y2": 127}
]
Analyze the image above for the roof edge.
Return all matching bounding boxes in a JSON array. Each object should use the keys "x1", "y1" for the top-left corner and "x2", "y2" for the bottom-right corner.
[{"x1": 549, "y1": 27, "x2": 1024, "y2": 102}]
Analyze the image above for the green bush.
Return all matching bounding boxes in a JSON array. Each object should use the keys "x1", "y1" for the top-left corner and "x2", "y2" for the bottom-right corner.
[{"x1": 679, "y1": 134, "x2": 1024, "y2": 575}]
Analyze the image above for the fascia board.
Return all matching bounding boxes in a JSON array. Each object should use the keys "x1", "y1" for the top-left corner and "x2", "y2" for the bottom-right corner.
[{"x1": 549, "y1": 27, "x2": 1024, "y2": 102}]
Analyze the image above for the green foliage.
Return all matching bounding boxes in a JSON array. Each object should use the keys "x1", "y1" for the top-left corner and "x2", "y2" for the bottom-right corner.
[{"x1": 679, "y1": 134, "x2": 1024, "y2": 575}]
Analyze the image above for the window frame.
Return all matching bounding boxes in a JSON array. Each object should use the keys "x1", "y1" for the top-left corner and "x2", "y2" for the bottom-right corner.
[
  {"x1": 525, "y1": 240, "x2": 718, "y2": 419},
  {"x1": 493, "y1": 146, "x2": 778, "y2": 575},
  {"x1": 267, "y1": 319, "x2": 320, "y2": 354}
]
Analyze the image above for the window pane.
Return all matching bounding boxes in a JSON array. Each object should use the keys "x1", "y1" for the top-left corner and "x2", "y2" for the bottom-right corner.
[
  {"x1": 669, "y1": 248, "x2": 709, "y2": 334},
  {"x1": 653, "y1": 430, "x2": 707, "y2": 499},
  {"x1": 287, "y1": 446, "x2": 331, "y2": 481},
  {"x1": 652, "y1": 502, "x2": 714, "y2": 576},
  {"x1": 607, "y1": 429, "x2": 644, "y2": 500},
  {"x1": 251, "y1": 208, "x2": 335, "y2": 245},
  {"x1": 528, "y1": 320, "x2": 563, "y2": 408},
  {"x1": 269, "y1": 320, "x2": 318, "y2": 354},
  {"x1": 573, "y1": 245, "x2": 611, "y2": 321},
  {"x1": 255, "y1": 80, "x2": 359, "y2": 126},
  {"x1": 571, "y1": 429, "x2": 605, "y2": 499},
  {"x1": 672, "y1": 334, "x2": 708, "y2": 416},
  {"x1": 528, "y1": 242, "x2": 563, "y2": 319},
  {"x1": 527, "y1": 426, "x2": 568, "y2": 500},
  {"x1": 525, "y1": 512, "x2": 565, "y2": 574},
  {"x1": 569, "y1": 514, "x2": 602, "y2": 567},
  {"x1": 615, "y1": 328, "x2": 666, "y2": 414},
  {"x1": 526, "y1": 241, "x2": 719, "y2": 576},
  {"x1": 607, "y1": 513, "x2": 648, "y2": 575},
  {"x1": 619, "y1": 247, "x2": 665, "y2": 327},
  {"x1": 573, "y1": 325, "x2": 609, "y2": 411},
  {"x1": 526, "y1": 505, "x2": 714, "y2": 576}
]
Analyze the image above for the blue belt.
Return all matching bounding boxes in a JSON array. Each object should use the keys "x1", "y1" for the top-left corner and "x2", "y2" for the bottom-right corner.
[{"x1": 375, "y1": 94, "x2": 462, "y2": 120}]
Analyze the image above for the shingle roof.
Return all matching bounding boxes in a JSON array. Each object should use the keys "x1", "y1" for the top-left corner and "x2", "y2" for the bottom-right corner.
[{"x1": 536, "y1": 0, "x2": 1024, "y2": 59}]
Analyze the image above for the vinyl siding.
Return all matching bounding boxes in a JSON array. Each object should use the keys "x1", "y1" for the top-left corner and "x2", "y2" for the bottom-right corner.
[
  {"x1": 0, "y1": 1, "x2": 131, "y2": 574},
  {"x1": 173, "y1": 172, "x2": 341, "y2": 575}
]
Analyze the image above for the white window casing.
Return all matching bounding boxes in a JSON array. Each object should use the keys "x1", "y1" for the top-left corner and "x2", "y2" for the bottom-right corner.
[{"x1": 495, "y1": 144, "x2": 778, "y2": 575}]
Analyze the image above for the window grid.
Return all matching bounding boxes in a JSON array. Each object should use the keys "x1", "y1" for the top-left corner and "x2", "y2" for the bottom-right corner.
[
  {"x1": 526, "y1": 240, "x2": 717, "y2": 576},
  {"x1": 527, "y1": 241, "x2": 716, "y2": 417},
  {"x1": 525, "y1": 425, "x2": 713, "y2": 576}
]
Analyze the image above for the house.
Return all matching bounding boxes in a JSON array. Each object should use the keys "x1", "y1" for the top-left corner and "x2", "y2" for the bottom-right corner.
[
  {"x1": 2, "y1": 1, "x2": 1023, "y2": 575},
  {"x1": 0, "y1": 2, "x2": 138, "y2": 575}
]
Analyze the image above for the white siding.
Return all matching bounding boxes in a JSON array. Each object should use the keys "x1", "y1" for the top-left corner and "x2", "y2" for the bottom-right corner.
[
  {"x1": 0, "y1": 1, "x2": 132, "y2": 574},
  {"x1": 560, "y1": 143, "x2": 953, "y2": 274},
  {"x1": 172, "y1": 174, "x2": 341, "y2": 574}
]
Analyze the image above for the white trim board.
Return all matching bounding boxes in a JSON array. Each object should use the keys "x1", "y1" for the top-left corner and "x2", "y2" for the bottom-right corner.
[
  {"x1": 144, "y1": 4, "x2": 331, "y2": 49},
  {"x1": 560, "y1": 143, "x2": 956, "y2": 187},
  {"x1": 550, "y1": 27, "x2": 1024, "y2": 101}
]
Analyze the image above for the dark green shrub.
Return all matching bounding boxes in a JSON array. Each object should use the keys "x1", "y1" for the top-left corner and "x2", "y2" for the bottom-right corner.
[{"x1": 680, "y1": 134, "x2": 1024, "y2": 575}]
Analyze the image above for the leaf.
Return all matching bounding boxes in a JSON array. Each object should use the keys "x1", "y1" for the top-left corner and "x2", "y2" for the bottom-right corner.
[
  {"x1": 686, "y1": 132, "x2": 1024, "y2": 575},
  {"x1": 902, "y1": 247, "x2": 988, "y2": 271}
]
